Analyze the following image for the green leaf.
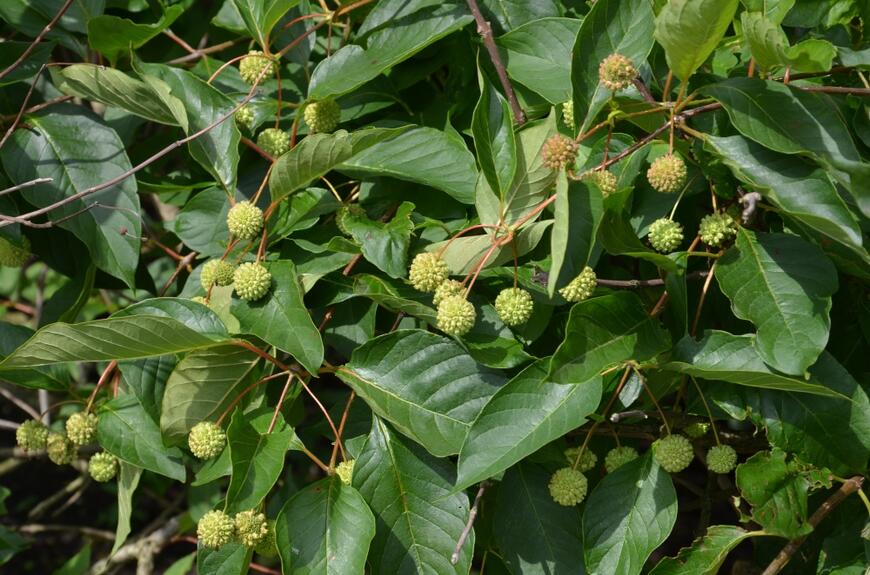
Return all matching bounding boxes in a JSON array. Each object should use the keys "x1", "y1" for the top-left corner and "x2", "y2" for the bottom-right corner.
[
  {"x1": 472, "y1": 71, "x2": 517, "y2": 198},
  {"x1": 197, "y1": 542, "x2": 251, "y2": 575},
  {"x1": 118, "y1": 355, "x2": 176, "y2": 423},
  {"x1": 159, "y1": 345, "x2": 260, "y2": 445},
  {"x1": 338, "y1": 330, "x2": 506, "y2": 457},
  {"x1": 654, "y1": 0, "x2": 739, "y2": 82},
  {"x1": 52, "y1": 544, "x2": 90, "y2": 575},
  {"x1": 548, "y1": 292, "x2": 671, "y2": 384},
  {"x1": 230, "y1": 0, "x2": 300, "y2": 48},
  {"x1": 231, "y1": 260, "x2": 324, "y2": 374},
  {"x1": 87, "y1": 5, "x2": 184, "y2": 65},
  {"x1": 114, "y1": 298, "x2": 230, "y2": 340},
  {"x1": 339, "y1": 126, "x2": 479, "y2": 204},
  {"x1": 599, "y1": 211, "x2": 680, "y2": 272},
  {"x1": 0, "y1": 41, "x2": 53, "y2": 86},
  {"x1": 456, "y1": 358, "x2": 602, "y2": 491},
  {"x1": 572, "y1": 0, "x2": 656, "y2": 131},
  {"x1": 716, "y1": 228, "x2": 837, "y2": 375},
  {"x1": 0, "y1": 323, "x2": 71, "y2": 391},
  {"x1": 431, "y1": 220, "x2": 552, "y2": 275},
  {"x1": 97, "y1": 395, "x2": 187, "y2": 481},
  {"x1": 582, "y1": 453, "x2": 678, "y2": 575},
  {"x1": 354, "y1": 418, "x2": 474, "y2": 575},
  {"x1": 649, "y1": 525, "x2": 761, "y2": 575},
  {"x1": 225, "y1": 409, "x2": 295, "y2": 513},
  {"x1": 665, "y1": 330, "x2": 847, "y2": 398},
  {"x1": 111, "y1": 462, "x2": 142, "y2": 554},
  {"x1": 0, "y1": 107, "x2": 141, "y2": 287},
  {"x1": 497, "y1": 17, "x2": 580, "y2": 105},
  {"x1": 343, "y1": 202, "x2": 415, "y2": 278},
  {"x1": 741, "y1": 12, "x2": 836, "y2": 73},
  {"x1": 548, "y1": 175, "x2": 604, "y2": 296},
  {"x1": 493, "y1": 461, "x2": 585, "y2": 575},
  {"x1": 172, "y1": 186, "x2": 231, "y2": 257},
  {"x1": 275, "y1": 476, "x2": 375, "y2": 574},
  {"x1": 350, "y1": 273, "x2": 437, "y2": 324}
]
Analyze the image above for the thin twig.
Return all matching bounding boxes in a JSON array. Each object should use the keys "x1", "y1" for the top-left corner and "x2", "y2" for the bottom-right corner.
[
  {"x1": 597, "y1": 271, "x2": 708, "y2": 289},
  {"x1": 0, "y1": 177, "x2": 53, "y2": 197},
  {"x1": 0, "y1": 386, "x2": 41, "y2": 420},
  {"x1": 451, "y1": 481, "x2": 487, "y2": 565},
  {"x1": 0, "y1": 0, "x2": 74, "y2": 81}
]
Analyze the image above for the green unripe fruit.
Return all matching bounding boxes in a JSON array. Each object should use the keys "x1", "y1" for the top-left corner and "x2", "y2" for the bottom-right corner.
[
  {"x1": 409, "y1": 252, "x2": 450, "y2": 293},
  {"x1": 0, "y1": 236, "x2": 31, "y2": 267},
  {"x1": 336, "y1": 204, "x2": 365, "y2": 236},
  {"x1": 226, "y1": 200, "x2": 264, "y2": 240},
  {"x1": 684, "y1": 422, "x2": 709, "y2": 439},
  {"x1": 647, "y1": 154, "x2": 687, "y2": 194},
  {"x1": 89, "y1": 451, "x2": 119, "y2": 482},
  {"x1": 599, "y1": 54, "x2": 637, "y2": 91},
  {"x1": 433, "y1": 279, "x2": 464, "y2": 307},
  {"x1": 495, "y1": 287, "x2": 533, "y2": 326},
  {"x1": 233, "y1": 262, "x2": 272, "y2": 301},
  {"x1": 16, "y1": 420, "x2": 49, "y2": 451},
  {"x1": 235, "y1": 105, "x2": 255, "y2": 131},
  {"x1": 647, "y1": 218, "x2": 684, "y2": 253},
  {"x1": 188, "y1": 421, "x2": 226, "y2": 460},
  {"x1": 562, "y1": 100, "x2": 574, "y2": 128},
  {"x1": 46, "y1": 433, "x2": 76, "y2": 465},
  {"x1": 604, "y1": 446, "x2": 639, "y2": 473},
  {"x1": 198, "y1": 510, "x2": 236, "y2": 549},
  {"x1": 541, "y1": 134, "x2": 578, "y2": 171},
  {"x1": 699, "y1": 212, "x2": 737, "y2": 247},
  {"x1": 200, "y1": 259, "x2": 235, "y2": 290},
  {"x1": 582, "y1": 169, "x2": 618, "y2": 196},
  {"x1": 336, "y1": 459, "x2": 355, "y2": 485},
  {"x1": 256, "y1": 128, "x2": 290, "y2": 158},
  {"x1": 653, "y1": 434, "x2": 694, "y2": 473},
  {"x1": 235, "y1": 509, "x2": 269, "y2": 547},
  {"x1": 564, "y1": 447, "x2": 597, "y2": 472},
  {"x1": 436, "y1": 295, "x2": 476, "y2": 337},
  {"x1": 559, "y1": 266, "x2": 596, "y2": 302},
  {"x1": 303, "y1": 99, "x2": 340, "y2": 133},
  {"x1": 239, "y1": 51, "x2": 276, "y2": 85},
  {"x1": 66, "y1": 411, "x2": 97, "y2": 446},
  {"x1": 548, "y1": 467, "x2": 588, "y2": 506},
  {"x1": 706, "y1": 444, "x2": 737, "y2": 474},
  {"x1": 254, "y1": 520, "x2": 278, "y2": 557}
]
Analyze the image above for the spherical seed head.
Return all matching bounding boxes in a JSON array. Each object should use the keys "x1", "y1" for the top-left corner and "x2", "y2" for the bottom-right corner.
[
  {"x1": 559, "y1": 266, "x2": 597, "y2": 302},
  {"x1": 604, "y1": 446, "x2": 639, "y2": 473},
  {"x1": 239, "y1": 51, "x2": 276, "y2": 85},
  {"x1": 684, "y1": 422, "x2": 710, "y2": 439},
  {"x1": 548, "y1": 467, "x2": 588, "y2": 506},
  {"x1": 0, "y1": 236, "x2": 31, "y2": 267},
  {"x1": 16, "y1": 419, "x2": 49, "y2": 452},
  {"x1": 408, "y1": 252, "x2": 450, "y2": 293},
  {"x1": 235, "y1": 105, "x2": 255, "y2": 131},
  {"x1": 648, "y1": 218, "x2": 684, "y2": 253},
  {"x1": 653, "y1": 434, "x2": 694, "y2": 473},
  {"x1": 541, "y1": 134, "x2": 578, "y2": 171},
  {"x1": 336, "y1": 204, "x2": 365, "y2": 236},
  {"x1": 233, "y1": 262, "x2": 272, "y2": 301},
  {"x1": 200, "y1": 259, "x2": 235, "y2": 290},
  {"x1": 706, "y1": 445, "x2": 738, "y2": 474},
  {"x1": 303, "y1": 99, "x2": 341, "y2": 134},
  {"x1": 336, "y1": 459, "x2": 355, "y2": 485},
  {"x1": 564, "y1": 447, "x2": 598, "y2": 472},
  {"x1": 188, "y1": 421, "x2": 226, "y2": 460},
  {"x1": 561, "y1": 100, "x2": 575, "y2": 128},
  {"x1": 433, "y1": 279, "x2": 464, "y2": 307},
  {"x1": 198, "y1": 510, "x2": 236, "y2": 549},
  {"x1": 46, "y1": 433, "x2": 76, "y2": 465},
  {"x1": 89, "y1": 451, "x2": 119, "y2": 482},
  {"x1": 495, "y1": 287, "x2": 533, "y2": 326},
  {"x1": 254, "y1": 520, "x2": 278, "y2": 557},
  {"x1": 699, "y1": 212, "x2": 737, "y2": 247},
  {"x1": 235, "y1": 509, "x2": 269, "y2": 547},
  {"x1": 647, "y1": 154, "x2": 687, "y2": 194},
  {"x1": 436, "y1": 295, "x2": 476, "y2": 337},
  {"x1": 66, "y1": 411, "x2": 98, "y2": 446},
  {"x1": 583, "y1": 169, "x2": 618, "y2": 196},
  {"x1": 226, "y1": 201, "x2": 264, "y2": 240},
  {"x1": 256, "y1": 128, "x2": 290, "y2": 158},
  {"x1": 599, "y1": 54, "x2": 637, "y2": 91}
]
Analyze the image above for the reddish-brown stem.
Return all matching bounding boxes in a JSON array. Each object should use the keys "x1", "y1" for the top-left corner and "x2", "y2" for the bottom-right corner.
[
  {"x1": 278, "y1": 12, "x2": 324, "y2": 34},
  {"x1": 573, "y1": 367, "x2": 632, "y2": 470},
  {"x1": 167, "y1": 38, "x2": 243, "y2": 65},
  {"x1": 163, "y1": 29, "x2": 197, "y2": 54},
  {"x1": 0, "y1": 0, "x2": 74, "y2": 81},
  {"x1": 207, "y1": 54, "x2": 248, "y2": 85},
  {"x1": 277, "y1": 20, "x2": 329, "y2": 58},
  {"x1": 328, "y1": 391, "x2": 355, "y2": 468},
  {"x1": 216, "y1": 371, "x2": 289, "y2": 425},
  {"x1": 0, "y1": 64, "x2": 46, "y2": 151},
  {"x1": 691, "y1": 260, "x2": 717, "y2": 336},
  {"x1": 510, "y1": 194, "x2": 557, "y2": 230},
  {"x1": 267, "y1": 374, "x2": 294, "y2": 434},
  {"x1": 463, "y1": 236, "x2": 508, "y2": 296},
  {"x1": 435, "y1": 223, "x2": 501, "y2": 258},
  {"x1": 241, "y1": 136, "x2": 275, "y2": 162},
  {"x1": 249, "y1": 563, "x2": 282, "y2": 575},
  {"x1": 86, "y1": 361, "x2": 118, "y2": 412}
]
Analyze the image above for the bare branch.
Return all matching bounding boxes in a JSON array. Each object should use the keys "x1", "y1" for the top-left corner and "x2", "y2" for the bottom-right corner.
[
  {"x1": 0, "y1": 177, "x2": 53, "y2": 197},
  {"x1": 0, "y1": 0, "x2": 74, "y2": 81},
  {"x1": 451, "y1": 481, "x2": 488, "y2": 565}
]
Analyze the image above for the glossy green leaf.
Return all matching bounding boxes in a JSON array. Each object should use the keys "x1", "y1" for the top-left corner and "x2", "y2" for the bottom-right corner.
[
  {"x1": 230, "y1": 0, "x2": 300, "y2": 48},
  {"x1": 0, "y1": 41, "x2": 53, "y2": 86},
  {"x1": 599, "y1": 211, "x2": 680, "y2": 272},
  {"x1": 197, "y1": 542, "x2": 251, "y2": 575},
  {"x1": 0, "y1": 323, "x2": 71, "y2": 391},
  {"x1": 87, "y1": 5, "x2": 184, "y2": 64},
  {"x1": 479, "y1": 0, "x2": 560, "y2": 32},
  {"x1": 548, "y1": 175, "x2": 604, "y2": 296},
  {"x1": 654, "y1": 0, "x2": 739, "y2": 82},
  {"x1": 172, "y1": 187, "x2": 231, "y2": 257},
  {"x1": 649, "y1": 525, "x2": 761, "y2": 575},
  {"x1": 113, "y1": 298, "x2": 230, "y2": 340},
  {"x1": 350, "y1": 273, "x2": 437, "y2": 324},
  {"x1": 471, "y1": 71, "x2": 517, "y2": 197},
  {"x1": 343, "y1": 202, "x2": 414, "y2": 278},
  {"x1": 111, "y1": 462, "x2": 142, "y2": 554},
  {"x1": 118, "y1": 355, "x2": 176, "y2": 423},
  {"x1": 431, "y1": 220, "x2": 551, "y2": 275},
  {"x1": 741, "y1": 12, "x2": 836, "y2": 73}
]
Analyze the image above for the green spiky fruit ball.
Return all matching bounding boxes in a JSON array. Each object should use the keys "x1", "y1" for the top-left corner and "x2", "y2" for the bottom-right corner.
[
  {"x1": 559, "y1": 266, "x2": 596, "y2": 302},
  {"x1": 706, "y1": 445, "x2": 738, "y2": 474},
  {"x1": 16, "y1": 419, "x2": 49, "y2": 452},
  {"x1": 336, "y1": 459, "x2": 355, "y2": 485},
  {"x1": 647, "y1": 154, "x2": 687, "y2": 194},
  {"x1": 226, "y1": 200, "x2": 264, "y2": 241},
  {"x1": 235, "y1": 105, "x2": 255, "y2": 131},
  {"x1": 541, "y1": 134, "x2": 578, "y2": 171},
  {"x1": 0, "y1": 236, "x2": 31, "y2": 267},
  {"x1": 548, "y1": 467, "x2": 588, "y2": 506},
  {"x1": 684, "y1": 422, "x2": 709, "y2": 439},
  {"x1": 647, "y1": 218, "x2": 684, "y2": 253},
  {"x1": 599, "y1": 54, "x2": 637, "y2": 91},
  {"x1": 200, "y1": 259, "x2": 235, "y2": 290},
  {"x1": 437, "y1": 295, "x2": 476, "y2": 337},
  {"x1": 66, "y1": 411, "x2": 97, "y2": 446},
  {"x1": 336, "y1": 204, "x2": 365, "y2": 236},
  {"x1": 254, "y1": 520, "x2": 278, "y2": 557},
  {"x1": 583, "y1": 169, "x2": 618, "y2": 196},
  {"x1": 233, "y1": 262, "x2": 272, "y2": 301},
  {"x1": 653, "y1": 434, "x2": 694, "y2": 473},
  {"x1": 46, "y1": 433, "x2": 76, "y2": 465},
  {"x1": 188, "y1": 421, "x2": 226, "y2": 460},
  {"x1": 89, "y1": 451, "x2": 119, "y2": 482},
  {"x1": 409, "y1": 252, "x2": 450, "y2": 293},
  {"x1": 699, "y1": 213, "x2": 737, "y2": 247},
  {"x1": 256, "y1": 127, "x2": 290, "y2": 157},
  {"x1": 239, "y1": 50, "x2": 276, "y2": 84},
  {"x1": 303, "y1": 99, "x2": 341, "y2": 133},
  {"x1": 198, "y1": 510, "x2": 236, "y2": 549},
  {"x1": 495, "y1": 287, "x2": 533, "y2": 326},
  {"x1": 564, "y1": 447, "x2": 598, "y2": 472},
  {"x1": 562, "y1": 100, "x2": 574, "y2": 128},
  {"x1": 433, "y1": 279, "x2": 464, "y2": 307},
  {"x1": 235, "y1": 509, "x2": 269, "y2": 547},
  {"x1": 604, "y1": 446, "x2": 639, "y2": 473}
]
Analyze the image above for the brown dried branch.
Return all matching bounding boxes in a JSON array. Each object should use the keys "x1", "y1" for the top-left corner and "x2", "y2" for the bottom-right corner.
[{"x1": 0, "y1": 0, "x2": 74, "y2": 81}]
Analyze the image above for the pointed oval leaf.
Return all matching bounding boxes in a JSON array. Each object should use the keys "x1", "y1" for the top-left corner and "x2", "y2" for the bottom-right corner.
[
  {"x1": 654, "y1": 0, "x2": 739, "y2": 82},
  {"x1": 649, "y1": 525, "x2": 760, "y2": 575}
]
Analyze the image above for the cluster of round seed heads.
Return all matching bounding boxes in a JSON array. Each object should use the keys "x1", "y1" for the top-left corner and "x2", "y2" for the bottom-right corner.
[
  {"x1": 235, "y1": 510, "x2": 269, "y2": 546},
  {"x1": 46, "y1": 433, "x2": 76, "y2": 465},
  {"x1": 495, "y1": 287, "x2": 534, "y2": 326},
  {"x1": 226, "y1": 201, "x2": 264, "y2": 241},
  {"x1": 541, "y1": 135, "x2": 579, "y2": 171},
  {"x1": 336, "y1": 460, "x2": 355, "y2": 485},
  {"x1": 336, "y1": 204, "x2": 365, "y2": 236},
  {"x1": 198, "y1": 510, "x2": 236, "y2": 549},
  {"x1": 599, "y1": 54, "x2": 637, "y2": 91},
  {"x1": 706, "y1": 445, "x2": 738, "y2": 474},
  {"x1": 239, "y1": 51, "x2": 276, "y2": 84},
  {"x1": 565, "y1": 447, "x2": 597, "y2": 472},
  {"x1": 548, "y1": 467, "x2": 588, "y2": 506},
  {"x1": 200, "y1": 259, "x2": 235, "y2": 290},
  {"x1": 559, "y1": 266, "x2": 597, "y2": 302},
  {"x1": 16, "y1": 420, "x2": 49, "y2": 452},
  {"x1": 232, "y1": 263, "x2": 271, "y2": 300},
  {"x1": 647, "y1": 218, "x2": 684, "y2": 253},
  {"x1": 653, "y1": 434, "x2": 694, "y2": 473},
  {"x1": 0, "y1": 236, "x2": 31, "y2": 267},
  {"x1": 561, "y1": 100, "x2": 574, "y2": 128},
  {"x1": 604, "y1": 446, "x2": 639, "y2": 473},
  {"x1": 699, "y1": 212, "x2": 737, "y2": 247},
  {"x1": 66, "y1": 412, "x2": 98, "y2": 446},
  {"x1": 303, "y1": 99, "x2": 341, "y2": 133},
  {"x1": 409, "y1": 252, "x2": 450, "y2": 293},
  {"x1": 89, "y1": 451, "x2": 119, "y2": 482},
  {"x1": 647, "y1": 154, "x2": 687, "y2": 194},
  {"x1": 256, "y1": 128, "x2": 291, "y2": 157},
  {"x1": 433, "y1": 279, "x2": 464, "y2": 307},
  {"x1": 582, "y1": 169, "x2": 618, "y2": 196},
  {"x1": 188, "y1": 421, "x2": 226, "y2": 460},
  {"x1": 436, "y1": 295, "x2": 476, "y2": 337},
  {"x1": 235, "y1": 105, "x2": 255, "y2": 131},
  {"x1": 684, "y1": 422, "x2": 709, "y2": 439}
]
